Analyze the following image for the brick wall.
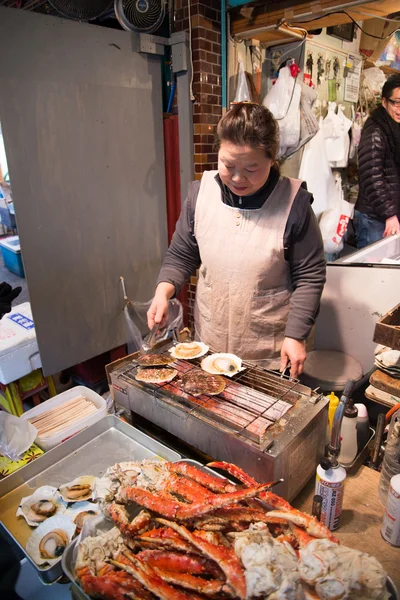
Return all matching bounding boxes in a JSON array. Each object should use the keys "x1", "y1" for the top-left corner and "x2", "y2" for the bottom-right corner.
[
  {"x1": 173, "y1": 1, "x2": 222, "y2": 327},
  {"x1": 174, "y1": 0, "x2": 222, "y2": 180}
]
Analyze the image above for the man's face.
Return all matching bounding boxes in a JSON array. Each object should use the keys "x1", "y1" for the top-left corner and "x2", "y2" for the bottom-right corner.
[{"x1": 382, "y1": 86, "x2": 400, "y2": 123}]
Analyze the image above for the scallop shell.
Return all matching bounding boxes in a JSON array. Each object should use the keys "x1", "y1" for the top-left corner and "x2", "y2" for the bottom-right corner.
[
  {"x1": 169, "y1": 341, "x2": 209, "y2": 360},
  {"x1": 16, "y1": 486, "x2": 66, "y2": 527},
  {"x1": 26, "y1": 514, "x2": 76, "y2": 566},
  {"x1": 59, "y1": 475, "x2": 97, "y2": 503},
  {"x1": 63, "y1": 501, "x2": 101, "y2": 532},
  {"x1": 201, "y1": 353, "x2": 245, "y2": 377}
]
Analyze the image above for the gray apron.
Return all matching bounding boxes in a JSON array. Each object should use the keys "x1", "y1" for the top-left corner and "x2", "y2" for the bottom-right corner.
[{"x1": 194, "y1": 170, "x2": 302, "y2": 369}]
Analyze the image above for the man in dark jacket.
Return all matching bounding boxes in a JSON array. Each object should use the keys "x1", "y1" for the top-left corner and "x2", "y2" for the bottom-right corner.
[{"x1": 354, "y1": 74, "x2": 400, "y2": 248}]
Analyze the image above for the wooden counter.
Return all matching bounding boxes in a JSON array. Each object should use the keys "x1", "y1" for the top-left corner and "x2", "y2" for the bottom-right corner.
[{"x1": 294, "y1": 466, "x2": 400, "y2": 591}]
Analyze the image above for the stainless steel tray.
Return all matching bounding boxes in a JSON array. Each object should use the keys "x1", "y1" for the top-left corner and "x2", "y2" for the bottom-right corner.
[
  {"x1": 62, "y1": 459, "x2": 224, "y2": 599},
  {"x1": 0, "y1": 415, "x2": 181, "y2": 584},
  {"x1": 62, "y1": 458, "x2": 399, "y2": 600}
]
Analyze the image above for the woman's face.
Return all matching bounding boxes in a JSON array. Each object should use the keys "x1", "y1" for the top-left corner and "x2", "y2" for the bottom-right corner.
[
  {"x1": 218, "y1": 142, "x2": 273, "y2": 196},
  {"x1": 382, "y1": 86, "x2": 400, "y2": 123}
]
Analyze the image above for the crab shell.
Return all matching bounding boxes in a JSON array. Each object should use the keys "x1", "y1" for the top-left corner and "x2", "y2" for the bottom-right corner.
[
  {"x1": 168, "y1": 341, "x2": 209, "y2": 360},
  {"x1": 63, "y1": 501, "x2": 101, "y2": 532},
  {"x1": 26, "y1": 515, "x2": 76, "y2": 566},
  {"x1": 16, "y1": 486, "x2": 66, "y2": 527},
  {"x1": 201, "y1": 353, "x2": 245, "y2": 377},
  {"x1": 59, "y1": 476, "x2": 97, "y2": 503}
]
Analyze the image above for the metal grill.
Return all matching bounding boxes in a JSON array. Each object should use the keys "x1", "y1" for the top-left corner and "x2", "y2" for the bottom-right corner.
[{"x1": 121, "y1": 356, "x2": 321, "y2": 450}]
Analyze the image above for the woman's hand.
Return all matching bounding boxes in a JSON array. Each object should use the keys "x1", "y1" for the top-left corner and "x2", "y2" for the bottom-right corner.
[
  {"x1": 280, "y1": 337, "x2": 306, "y2": 379},
  {"x1": 383, "y1": 215, "x2": 400, "y2": 238},
  {"x1": 147, "y1": 282, "x2": 176, "y2": 330}
]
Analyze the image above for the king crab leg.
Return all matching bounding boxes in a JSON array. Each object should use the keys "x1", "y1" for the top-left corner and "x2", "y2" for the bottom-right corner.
[
  {"x1": 156, "y1": 518, "x2": 247, "y2": 600},
  {"x1": 166, "y1": 462, "x2": 237, "y2": 493},
  {"x1": 266, "y1": 509, "x2": 339, "y2": 544},
  {"x1": 107, "y1": 504, "x2": 152, "y2": 537},
  {"x1": 207, "y1": 461, "x2": 293, "y2": 511},
  {"x1": 110, "y1": 552, "x2": 205, "y2": 600},
  {"x1": 119, "y1": 480, "x2": 282, "y2": 520},
  {"x1": 135, "y1": 549, "x2": 224, "y2": 579}
]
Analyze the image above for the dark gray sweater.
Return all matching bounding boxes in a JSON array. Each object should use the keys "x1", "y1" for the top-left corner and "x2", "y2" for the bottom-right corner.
[{"x1": 157, "y1": 170, "x2": 326, "y2": 341}]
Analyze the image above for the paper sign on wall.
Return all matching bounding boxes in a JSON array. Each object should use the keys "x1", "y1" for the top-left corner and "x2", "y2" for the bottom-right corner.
[{"x1": 344, "y1": 54, "x2": 362, "y2": 103}]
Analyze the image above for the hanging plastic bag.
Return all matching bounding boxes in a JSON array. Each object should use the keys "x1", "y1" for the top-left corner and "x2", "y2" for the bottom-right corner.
[
  {"x1": 299, "y1": 118, "x2": 333, "y2": 218},
  {"x1": 233, "y1": 58, "x2": 251, "y2": 103},
  {"x1": 262, "y1": 66, "x2": 295, "y2": 120},
  {"x1": 123, "y1": 298, "x2": 183, "y2": 353},
  {"x1": 349, "y1": 112, "x2": 364, "y2": 159},
  {"x1": 283, "y1": 82, "x2": 319, "y2": 160},
  {"x1": 278, "y1": 81, "x2": 301, "y2": 157},
  {"x1": 330, "y1": 105, "x2": 352, "y2": 168},
  {"x1": 319, "y1": 173, "x2": 354, "y2": 254}
]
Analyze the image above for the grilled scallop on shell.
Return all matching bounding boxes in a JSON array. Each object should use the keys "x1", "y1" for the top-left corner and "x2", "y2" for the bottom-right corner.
[
  {"x1": 59, "y1": 476, "x2": 96, "y2": 503},
  {"x1": 169, "y1": 341, "x2": 209, "y2": 360},
  {"x1": 137, "y1": 353, "x2": 175, "y2": 367}
]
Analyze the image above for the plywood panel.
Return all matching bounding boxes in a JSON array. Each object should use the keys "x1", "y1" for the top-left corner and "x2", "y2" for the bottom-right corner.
[{"x1": 0, "y1": 8, "x2": 167, "y2": 375}]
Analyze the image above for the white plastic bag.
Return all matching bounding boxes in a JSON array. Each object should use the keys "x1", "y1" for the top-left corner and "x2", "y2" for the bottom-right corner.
[
  {"x1": 330, "y1": 105, "x2": 352, "y2": 168},
  {"x1": 299, "y1": 118, "x2": 333, "y2": 218},
  {"x1": 278, "y1": 81, "x2": 301, "y2": 157},
  {"x1": 233, "y1": 58, "x2": 251, "y2": 103},
  {"x1": 262, "y1": 66, "x2": 295, "y2": 120},
  {"x1": 123, "y1": 298, "x2": 183, "y2": 353},
  {"x1": 319, "y1": 174, "x2": 354, "y2": 254},
  {"x1": 0, "y1": 411, "x2": 37, "y2": 461}
]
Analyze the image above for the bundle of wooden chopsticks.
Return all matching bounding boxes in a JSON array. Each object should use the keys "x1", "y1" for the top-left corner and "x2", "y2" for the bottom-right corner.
[{"x1": 28, "y1": 396, "x2": 97, "y2": 439}]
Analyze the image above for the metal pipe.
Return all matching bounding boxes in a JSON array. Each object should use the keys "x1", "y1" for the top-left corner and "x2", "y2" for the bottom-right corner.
[
  {"x1": 221, "y1": 0, "x2": 227, "y2": 109},
  {"x1": 327, "y1": 379, "x2": 356, "y2": 467}
]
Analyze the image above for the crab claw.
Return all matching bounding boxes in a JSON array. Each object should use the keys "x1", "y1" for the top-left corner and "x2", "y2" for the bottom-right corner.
[{"x1": 266, "y1": 509, "x2": 339, "y2": 544}]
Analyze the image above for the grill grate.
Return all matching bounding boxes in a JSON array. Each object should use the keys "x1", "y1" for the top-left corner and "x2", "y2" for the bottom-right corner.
[{"x1": 122, "y1": 356, "x2": 317, "y2": 449}]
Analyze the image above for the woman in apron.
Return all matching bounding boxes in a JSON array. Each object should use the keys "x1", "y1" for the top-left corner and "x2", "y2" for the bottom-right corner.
[{"x1": 148, "y1": 103, "x2": 326, "y2": 378}]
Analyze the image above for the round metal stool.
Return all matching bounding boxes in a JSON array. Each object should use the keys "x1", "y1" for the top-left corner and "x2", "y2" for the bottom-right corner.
[{"x1": 300, "y1": 350, "x2": 363, "y2": 393}]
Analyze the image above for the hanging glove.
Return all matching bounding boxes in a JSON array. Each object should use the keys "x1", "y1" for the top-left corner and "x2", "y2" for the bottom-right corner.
[{"x1": 0, "y1": 282, "x2": 22, "y2": 319}]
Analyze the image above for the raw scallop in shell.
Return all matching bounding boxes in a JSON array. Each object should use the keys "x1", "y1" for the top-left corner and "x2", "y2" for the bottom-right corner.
[
  {"x1": 59, "y1": 476, "x2": 96, "y2": 503},
  {"x1": 26, "y1": 514, "x2": 76, "y2": 566},
  {"x1": 169, "y1": 341, "x2": 209, "y2": 360},
  {"x1": 201, "y1": 353, "x2": 245, "y2": 377},
  {"x1": 16, "y1": 486, "x2": 66, "y2": 527},
  {"x1": 63, "y1": 501, "x2": 101, "y2": 533}
]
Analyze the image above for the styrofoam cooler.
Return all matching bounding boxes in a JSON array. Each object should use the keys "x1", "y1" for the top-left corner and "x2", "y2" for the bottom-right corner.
[{"x1": 0, "y1": 302, "x2": 41, "y2": 384}]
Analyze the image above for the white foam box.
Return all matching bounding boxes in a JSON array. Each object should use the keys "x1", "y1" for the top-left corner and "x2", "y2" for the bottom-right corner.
[
  {"x1": 20, "y1": 386, "x2": 107, "y2": 451},
  {"x1": 0, "y1": 302, "x2": 41, "y2": 385}
]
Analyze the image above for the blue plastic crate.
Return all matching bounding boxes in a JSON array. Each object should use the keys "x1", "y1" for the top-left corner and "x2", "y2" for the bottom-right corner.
[{"x1": 0, "y1": 236, "x2": 25, "y2": 278}]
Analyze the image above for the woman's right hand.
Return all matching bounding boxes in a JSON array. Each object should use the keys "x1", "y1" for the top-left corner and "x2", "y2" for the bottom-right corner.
[{"x1": 147, "y1": 282, "x2": 175, "y2": 330}]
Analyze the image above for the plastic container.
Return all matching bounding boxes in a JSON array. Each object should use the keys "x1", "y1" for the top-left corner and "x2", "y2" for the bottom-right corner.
[
  {"x1": 0, "y1": 235, "x2": 25, "y2": 278},
  {"x1": 354, "y1": 403, "x2": 370, "y2": 452},
  {"x1": 315, "y1": 460, "x2": 347, "y2": 531},
  {"x1": 20, "y1": 386, "x2": 107, "y2": 451},
  {"x1": 379, "y1": 409, "x2": 400, "y2": 506},
  {"x1": 381, "y1": 473, "x2": 400, "y2": 547},
  {"x1": 326, "y1": 391, "x2": 340, "y2": 443},
  {"x1": 0, "y1": 302, "x2": 41, "y2": 385},
  {"x1": 338, "y1": 403, "x2": 358, "y2": 466}
]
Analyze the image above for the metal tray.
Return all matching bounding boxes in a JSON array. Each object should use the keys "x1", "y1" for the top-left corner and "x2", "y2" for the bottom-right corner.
[
  {"x1": 62, "y1": 459, "x2": 226, "y2": 599},
  {"x1": 62, "y1": 458, "x2": 399, "y2": 600},
  {"x1": 0, "y1": 415, "x2": 181, "y2": 584}
]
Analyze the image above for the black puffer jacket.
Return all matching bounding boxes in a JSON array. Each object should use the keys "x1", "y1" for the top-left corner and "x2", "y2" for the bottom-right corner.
[{"x1": 356, "y1": 116, "x2": 400, "y2": 222}]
